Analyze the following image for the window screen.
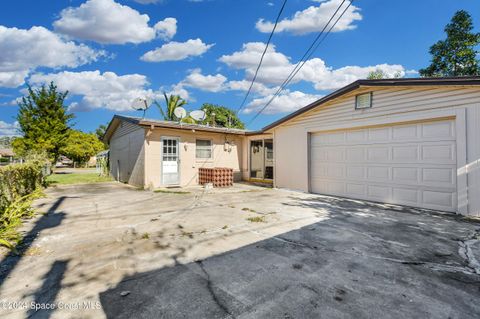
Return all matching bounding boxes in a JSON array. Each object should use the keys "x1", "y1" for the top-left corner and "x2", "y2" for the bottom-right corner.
[
  {"x1": 355, "y1": 92, "x2": 372, "y2": 109},
  {"x1": 196, "y1": 139, "x2": 212, "y2": 159}
]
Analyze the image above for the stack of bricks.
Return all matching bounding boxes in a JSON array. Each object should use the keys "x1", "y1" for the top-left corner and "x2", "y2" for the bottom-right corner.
[
  {"x1": 198, "y1": 167, "x2": 213, "y2": 185},
  {"x1": 198, "y1": 167, "x2": 233, "y2": 187}
]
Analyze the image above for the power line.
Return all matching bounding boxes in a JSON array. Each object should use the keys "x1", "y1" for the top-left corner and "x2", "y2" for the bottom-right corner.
[
  {"x1": 247, "y1": 0, "x2": 354, "y2": 126},
  {"x1": 236, "y1": 0, "x2": 288, "y2": 115}
]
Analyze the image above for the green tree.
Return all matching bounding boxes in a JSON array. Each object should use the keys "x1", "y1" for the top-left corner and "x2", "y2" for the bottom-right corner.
[
  {"x1": 94, "y1": 123, "x2": 108, "y2": 149},
  {"x1": 0, "y1": 136, "x2": 14, "y2": 148},
  {"x1": 155, "y1": 93, "x2": 187, "y2": 121},
  {"x1": 60, "y1": 130, "x2": 104, "y2": 167},
  {"x1": 200, "y1": 104, "x2": 245, "y2": 129},
  {"x1": 12, "y1": 83, "x2": 74, "y2": 163},
  {"x1": 95, "y1": 124, "x2": 107, "y2": 140},
  {"x1": 366, "y1": 69, "x2": 403, "y2": 80},
  {"x1": 420, "y1": 10, "x2": 480, "y2": 77}
]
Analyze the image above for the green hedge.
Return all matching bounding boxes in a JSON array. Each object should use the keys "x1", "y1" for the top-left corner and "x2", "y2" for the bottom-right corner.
[{"x1": 0, "y1": 163, "x2": 44, "y2": 215}]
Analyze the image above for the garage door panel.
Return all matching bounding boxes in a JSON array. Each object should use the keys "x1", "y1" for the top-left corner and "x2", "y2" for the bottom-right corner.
[
  {"x1": 346, "y1": 147, "x2": 365, "y2": 162},
  {"x1": 346, "y1": 183, "x2": 366, "y2": 196},
  {"x1": 326, "y1": 148, "x2": 344, "y2": 161},
  {"x1": 310, "y1": 119, "x2": 457, "y2": 212},
  {"x1": 367, "y1": 166, "x2": 390, "y2": 181},
  {"x1": 392, "y1": 145, "x2": 419, "y2": 162},
  {"x1": 346, "y1": 130, "x2": 367, "y2": 143},
  {"x1": 421, "y1": 120, "x2": 455, "y2": 139},
  {"x1": 392, "y1": 124, "x2": 419, "y2": 140},
  {"x1": 367, "y1": 185, "x2": 391, "y2": 200},
  {"x1": 325, "y1": 164, "x2": 345, "y2": 178},
  {"x1": 346, "y1": 166, "x2": 365, "y2": 179},
  {"x1": 368, "y1": 127, "x2": 390, "y2": 142},
  {"x1": 422, "y1": 168, "x2": 455, "y2": 186},
  {"x1": 392, "y1": 167, "x2": 418, "y2": 183},
  {"x1": 422, "y1": 190, "x2": 455, "y2": 208},
  {"x1": 367, "y1": 147, "x2": 390, "y2": 161},
  {"x1": 421, "y1": 144, "x2": 455, "y2": 163},
  {"x1": 393, "y1": 188, "x2": 418, "y2": 204}
]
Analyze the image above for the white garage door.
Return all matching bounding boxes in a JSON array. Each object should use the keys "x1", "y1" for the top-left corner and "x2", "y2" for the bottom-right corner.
[{"x1": 310, "y1": 119, "x2": 457, "y2": 212}]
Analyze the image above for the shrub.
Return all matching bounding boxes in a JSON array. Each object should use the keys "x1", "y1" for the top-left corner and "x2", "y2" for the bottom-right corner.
[
  {"x1": 0, "y1": 163, "x2": 44, "y2": 214},
  {"x1": 0, "y1": 163, "x2": 45, "y2": 249},
  {"x1": 0, "y1": 190, "x2": 43, "y2": 249}
]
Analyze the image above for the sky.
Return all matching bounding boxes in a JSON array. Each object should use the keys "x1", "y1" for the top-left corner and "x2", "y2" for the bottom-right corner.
[{"x1": 0, "y1": 0, "x2": 479, "y2": 136}]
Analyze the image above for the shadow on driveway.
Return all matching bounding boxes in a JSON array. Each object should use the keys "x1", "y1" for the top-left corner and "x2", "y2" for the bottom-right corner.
[{"x1": 99, "y1": 196, "x2": 480, "y2": 319}]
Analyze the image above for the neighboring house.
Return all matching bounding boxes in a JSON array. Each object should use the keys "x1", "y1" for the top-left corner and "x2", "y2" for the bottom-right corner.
[
  {"x1": 104, "y1": 76, "x2": 480, "y2": 217},
  {"x1": 0, "y1": 148, "x2": 14, "y2": 163},
  {"x1": 103, "y1": 116, "x2": 271, "y2": 189}
]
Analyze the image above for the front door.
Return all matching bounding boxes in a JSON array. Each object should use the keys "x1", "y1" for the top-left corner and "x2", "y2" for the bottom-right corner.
[{"x1": 162, "y1": 137, "x2": 180, "y2": 185}]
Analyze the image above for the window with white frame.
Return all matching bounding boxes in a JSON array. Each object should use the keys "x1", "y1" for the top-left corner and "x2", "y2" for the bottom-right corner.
[
  {"x1": 196, "y1": 139, "x2": 212, "y2": 159},
  {"x1": 355, "y1": 92, "x2": 372, "y2": 109}
]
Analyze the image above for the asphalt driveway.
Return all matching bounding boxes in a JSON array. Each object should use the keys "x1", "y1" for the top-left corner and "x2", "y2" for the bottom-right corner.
[{"x1": 0, "y1": 182, "x2": 479, "y2": 318}]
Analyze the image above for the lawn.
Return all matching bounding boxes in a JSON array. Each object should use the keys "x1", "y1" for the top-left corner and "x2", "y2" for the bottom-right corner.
[{"x1": 47, "y1": 172, "x2": 113, "y2": 185}]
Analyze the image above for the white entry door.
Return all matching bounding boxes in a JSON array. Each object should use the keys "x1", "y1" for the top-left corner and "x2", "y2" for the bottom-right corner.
[
  {"x1": 310, "y1": 119, "x2": 457, "y2": 212},
  {"x1": 162, "y1": 137, "x2": 180, "y2": 185}
]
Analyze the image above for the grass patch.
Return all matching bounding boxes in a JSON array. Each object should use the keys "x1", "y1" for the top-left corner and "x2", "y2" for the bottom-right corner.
[
  {"x1": 46, "y1": 173, "x2": 112, "y2": 185},
  {"x1": 222, "y1": 225, "x2": 228, "y2": 229},
  {"x1": 242, "y1": 207, "x2": 256, "y2": 213},
  {"x1": 141, "y1": 232, "x2": 150, "y2": 239},
  {"x1": 154, "y1": 189, "x2": 190, "y2": 194},
  {"x1": 246, "y1": 216, "x2": 266, "y2": 223}
]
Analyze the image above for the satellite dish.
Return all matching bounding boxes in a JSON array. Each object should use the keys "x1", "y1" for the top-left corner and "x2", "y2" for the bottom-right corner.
[
  {"x1": 190, "y1": 110, "x2": 206, "y2": 122},
  {"x1": 174, "y1": 107, "x2": 187, "y2": 120},
  {"x1": 131, "y1": 97, "x2": 152, "y2": 118}
]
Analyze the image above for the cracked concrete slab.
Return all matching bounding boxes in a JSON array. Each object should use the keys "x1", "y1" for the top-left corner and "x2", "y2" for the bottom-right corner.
[{"x1": 0, "y1": 182, "x2": 479, "y2": 318}]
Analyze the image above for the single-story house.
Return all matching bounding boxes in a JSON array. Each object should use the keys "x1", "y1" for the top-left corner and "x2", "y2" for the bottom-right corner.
[
  {"x1": 104, "y1": 76, "x2": 480, "y2": 217},
  {"x1": 103, "y1": 116, "x2": 272, "y2": 188},
  {"x1": 0, "y1": 148, "x2": 14, "y2": 163}
]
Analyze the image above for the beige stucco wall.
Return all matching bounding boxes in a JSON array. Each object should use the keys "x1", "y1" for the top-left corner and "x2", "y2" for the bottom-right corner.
[
  {"x1": 144, "y1": 128, "x2": 244, "y2": 188},
  {"x1": 109, "y1": 122, "x2": 145, "y2": 187},
  {"x1": 271, "y1": 86, "x2": 480, "y2": 216}
]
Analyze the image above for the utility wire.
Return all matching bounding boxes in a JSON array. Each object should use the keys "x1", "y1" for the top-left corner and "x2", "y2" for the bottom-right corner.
[
  {"x1": 247, "y1": 0, "x2": 354, "y2": 126},
  {"x1": 236, "y1": 0, "x2": 288, "y2": 115}
]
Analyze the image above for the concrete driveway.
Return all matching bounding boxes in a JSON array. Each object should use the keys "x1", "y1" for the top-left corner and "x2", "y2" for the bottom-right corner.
[{"x1": 0, "y1": 182, "x2": 479, "y2": 319}]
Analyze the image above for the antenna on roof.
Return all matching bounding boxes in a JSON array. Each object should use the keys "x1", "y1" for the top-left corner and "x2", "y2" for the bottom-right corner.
[
  {"x1": 190, "y1": 110, "x2": 206, "y2": 122},
  {"x1": 174, "y1": 107, "x2": 187, "y2": 122},
  {"x1": 131, "y1": 97, "x2": 153, "y2": 118}
]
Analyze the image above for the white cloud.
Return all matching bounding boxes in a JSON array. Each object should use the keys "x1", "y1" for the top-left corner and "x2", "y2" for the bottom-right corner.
[
  {"x1": 0, "y1": 121, "x2": 19, "y2": 137},
  {"x1": 154, "y1": 18, "x2": 177, "y2": 40},
  {"x1": 220, "y1": 42, "x2": 406, "y2": 89},
  {"x1": 167, "y1": 83, "x2": 191, "y2": 101},
  {"x1": 243, "y1": 90, "x2": 321, "y2": 114},
  {"x1": 220, "y1": 42, "x2": 408, "y2": 114},
  {"x1": 256, "y1": 0, "x2": 362, "y2": 35},
  {"x1": 227, "y1": 80, "x2": 278, "y2": 96},
  {"x1": 0, "y1": 25, "x2": 103, "y2": 88},
  {"x1": 134, "y1": 0, "x2": 162, "y2": 4},
  {"x1": 29, "y1": 71, "x2": 162, "y2": 112},
  {"x1": 301, "y1": 61, "x2": 405, "y2": 90},
  {"x1": 53, "y1": 0, "x2": 176, "y2": 44},
  {"x1": 219, "y1": 42, "x2": 289, "y2": 70},
  {"x1": 141, "y1": 38, "x2": 214, "y2": 62},
  {"x1": 219, "y1": 42, "x2": 296, "y2": 85},
  {"x1": 181, "y1": 69, "x2": 227, "y2": 92}
]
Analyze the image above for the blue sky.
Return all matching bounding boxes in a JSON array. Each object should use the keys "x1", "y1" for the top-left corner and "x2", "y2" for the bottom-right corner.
[{"x1": 0, "y1": 0, "x2": 479, "y2": 136}]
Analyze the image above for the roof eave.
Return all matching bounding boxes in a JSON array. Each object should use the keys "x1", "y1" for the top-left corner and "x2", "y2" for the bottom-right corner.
[{"x1": 261, "y1": 76, "x2": 480, "y2": 132}]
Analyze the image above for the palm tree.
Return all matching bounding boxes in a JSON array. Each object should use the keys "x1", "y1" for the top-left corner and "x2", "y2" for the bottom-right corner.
[{"x1": 156, "y1": 93, "x2": 187, "y2": 121}]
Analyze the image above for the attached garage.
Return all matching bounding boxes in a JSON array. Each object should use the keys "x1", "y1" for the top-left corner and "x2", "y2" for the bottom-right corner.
[
  {"x1": 266, "y1": 77, "x2": 480, "y2": 217},
  {"x1": 309, "y1": 119, "x2": 457, "y2": 212}
]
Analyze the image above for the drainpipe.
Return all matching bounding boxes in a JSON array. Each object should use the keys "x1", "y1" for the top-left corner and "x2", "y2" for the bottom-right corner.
[{"x1": 272, "y1": 129, "x2": 276, "y2": 188}]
